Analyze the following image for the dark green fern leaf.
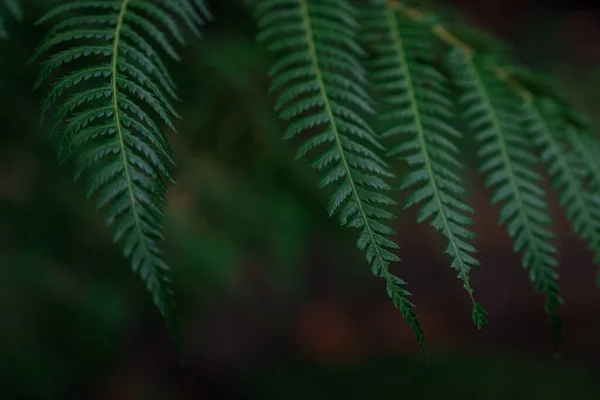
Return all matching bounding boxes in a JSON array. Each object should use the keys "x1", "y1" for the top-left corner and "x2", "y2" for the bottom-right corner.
[
  {"x1": 32, "y1": 0, "x2": 211, "y2": 350},
  {"x1": 253, "y1": 0, "x2": 427, "y2": 354},
  {"x1": 564, "y1": 125, "x2": 600, "y2": 282},
  {"x1": 363, "y1": 1, "x2": 487, "y2": 329},
  {"x1": 448, "y1": 50, "x2": 563, "y2": 343},
  {"x1": 503, "y1": 64, "x2": 600, "y2": 282},
  {"x1": 569, "y1": 127, "x2": 600, "y2": 193},
  {"x1": 525, "y1": 99, "x2": 600, "y2": 270}
]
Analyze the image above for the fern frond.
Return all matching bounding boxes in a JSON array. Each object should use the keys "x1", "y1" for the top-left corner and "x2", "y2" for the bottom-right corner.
[
  {"x1": 564, "y1": 123, "x2": 600, "y2": 280},
  {"x1": 525, "y1": 99, "x2": 600, "y2": 277},
  {"x1": 33, "y1": 0, "x2": 211, "y2": 349},
  {"x1": 254, "y1": 0, "x2": 426, "y2": 354},
  {"x1": 569, "y1": 127, "x2": 600, "y2": 193},
  {"x1": 364, "y1": 1, "x2": 487, "y2": 329},
  {"x1": 0, "y1": 0, "x2": 22, "y2": 39},
  {"x1": 448, "y1": 49, "x2": 562, "y2": 342}
]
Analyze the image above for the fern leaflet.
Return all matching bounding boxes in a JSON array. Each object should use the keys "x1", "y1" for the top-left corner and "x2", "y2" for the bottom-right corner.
[
  {"x1": 364, "y1": 1, "x2": 487, "y2": 329},
  {"x1": 32, "y1": 0, "x2": 211, "y2": 350},
  {"x1": 254, "y1": 0, "x2": 426, "y2": 354}
]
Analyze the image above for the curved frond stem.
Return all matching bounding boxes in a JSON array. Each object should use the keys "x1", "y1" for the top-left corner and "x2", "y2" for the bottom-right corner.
[
  {"x1": 111, "y1": 0, "x2": 174, "y2": 329},
  {"x1": 112, "y1": 0, "x2": 144, "y2": 264},
  {"x1": 393, "y1": 0, "x2": 532, "y2": 101}
]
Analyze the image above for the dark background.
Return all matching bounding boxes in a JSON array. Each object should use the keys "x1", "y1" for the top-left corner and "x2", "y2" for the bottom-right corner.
[{"x1": 1, "y1": 0, "x2": 600, "y2": 398}]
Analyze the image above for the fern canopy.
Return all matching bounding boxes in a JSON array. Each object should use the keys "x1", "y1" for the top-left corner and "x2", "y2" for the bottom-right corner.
[{"x1": 32, "y1": 0, "x2": 212, "y2": 349}]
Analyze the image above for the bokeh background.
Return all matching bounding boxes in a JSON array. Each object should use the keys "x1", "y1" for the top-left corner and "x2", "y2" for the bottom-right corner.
[{"x1": 2, "y1": 0, "x2": 600, "y2": 398}]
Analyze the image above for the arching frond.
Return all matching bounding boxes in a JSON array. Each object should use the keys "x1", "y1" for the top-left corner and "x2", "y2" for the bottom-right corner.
[
  {"x1": 448, "y1": 50, "x2": 562, "y2": 343},
  {"x1": 253, "y1": 0, "x2": 426, "y2": 354},
  {"x1": 32, "y1": 0, "x2": 211, "y2": 349},
  {"x1": 364, "y1": 1, "x2": 487, "y2": 329},
  {"x1": 525, "y1": 99, "x2": 600, "y2": 282},
  {"x1": 0, "y1": 0, "x2": 22, "y2": 39}
]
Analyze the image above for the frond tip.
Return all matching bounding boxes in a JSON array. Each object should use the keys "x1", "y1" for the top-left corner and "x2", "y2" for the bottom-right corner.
[
  {"x1": 254, "y1": 0, "x2": 427, "y2": 354},
  {"x1": 32, "y1": 0, "x2": 211, "y2": 350}
]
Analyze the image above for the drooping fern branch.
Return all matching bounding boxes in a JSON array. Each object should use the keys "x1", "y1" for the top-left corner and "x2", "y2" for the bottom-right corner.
[
  {"x1": 526, "y1": 99, "x2": 600, "y2": 272},
  {"x1": 363, "y1": 0, "x2": 487, "y2": 329},
  {"x1": 0, "y1": 0, "x2": 22, "y2": 39},
  {"x1": 31, "y1": 0, "x2": 212, "y2": 350},
  {"x1": 448, "y1": 49, "x2": 562, "y2": 343},
  {"x1": 570, "y1": 129, "x2": 600, "y2": 192},
  {"x1": 568, "y1": 129, "x2": 600, "y2": 279},
  {"x1": 253, "y1": 0, "x2": 427, "y2": 354}
]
